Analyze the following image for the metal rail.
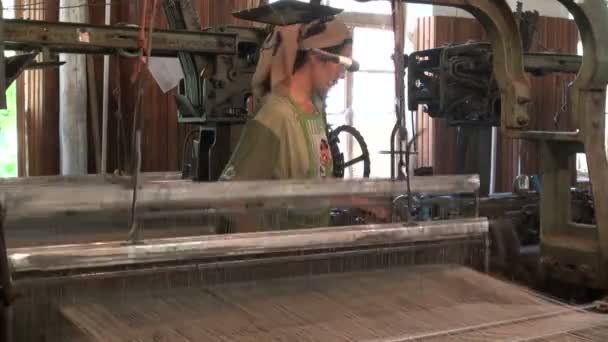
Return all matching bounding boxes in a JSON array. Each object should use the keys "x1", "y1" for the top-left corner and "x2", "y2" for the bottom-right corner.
[
  {"x1": 1, "y1": 19, "x2": 236, "y2": 56},
  {"x1": 524, "y1": 53, "x2": 582, "y2": 75},
  {"x1": 0, "y1": 172, "x2": 182, "y2": 187},
  {"x1": 1, "y1": 175, "x2": 479, "y2": 220},
  {"x1": 7, "y1": 217, "x2": 489, "y2": 277}
]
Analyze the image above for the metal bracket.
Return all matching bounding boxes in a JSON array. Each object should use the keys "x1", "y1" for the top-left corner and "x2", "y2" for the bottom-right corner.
[{"x1": 532, "y1": 0, "x2": 608, "y2": 289}]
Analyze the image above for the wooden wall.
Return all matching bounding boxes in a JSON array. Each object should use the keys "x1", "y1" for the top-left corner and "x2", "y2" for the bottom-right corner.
[
  {"x1": 413, "y1": 15, "x2": 578, "y2": 192},
  {"x1": 16, "y1": 0, "x2": 261, "y2": 176}
]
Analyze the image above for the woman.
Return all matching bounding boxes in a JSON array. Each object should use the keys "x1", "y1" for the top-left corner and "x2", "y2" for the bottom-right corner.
[
  {"x1": 220, "y1": 17, "x2": 382, "y2": 231},
  {"x1": 220, "y1": 16, "x2": 352, "y2": 182}
]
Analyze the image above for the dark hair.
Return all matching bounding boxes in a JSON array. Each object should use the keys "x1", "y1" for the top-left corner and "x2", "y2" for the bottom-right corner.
[{"x1": 292, "y1": 38, "x2": 353, "y2": 73}]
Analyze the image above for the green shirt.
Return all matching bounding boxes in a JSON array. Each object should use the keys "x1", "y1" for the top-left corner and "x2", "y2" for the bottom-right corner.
[{"x1": 220, "y1": 90, "x2": 333, "y2": 230}]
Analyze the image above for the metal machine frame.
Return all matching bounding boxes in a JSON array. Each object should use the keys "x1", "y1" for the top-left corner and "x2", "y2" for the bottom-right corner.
[
  {"x1": 397, "y1": 0, "x2": 608, "y2": 289},
  {"x1": 531, "y1": 0, "x2": 608, "y2": 289}
]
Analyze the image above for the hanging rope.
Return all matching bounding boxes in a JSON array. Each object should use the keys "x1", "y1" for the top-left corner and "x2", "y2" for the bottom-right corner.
[{"x1": 127, "y1": 0, "x2": 160, "y2": 244}]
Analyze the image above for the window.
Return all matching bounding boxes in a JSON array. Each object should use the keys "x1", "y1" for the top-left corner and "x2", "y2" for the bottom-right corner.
[
  {"x1": 0, "y1": 84, "x2": 17, "y2": 177},
  {"x1": 326, "y1": 27, "x2": 400, "y2": 178},
  {"x1": 351, "y1": 28, "x2": 396, "y2": 178},
  {"x1": 0, "y1": 2, "x2": 17, "y2": 177}
]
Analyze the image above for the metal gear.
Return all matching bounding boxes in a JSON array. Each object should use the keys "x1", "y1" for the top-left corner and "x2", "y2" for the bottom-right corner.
[{"x1": 328, "y1": 125, "x2": 371, "y2": 178}]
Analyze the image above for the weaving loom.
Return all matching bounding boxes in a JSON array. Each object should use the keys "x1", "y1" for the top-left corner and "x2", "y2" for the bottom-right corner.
[
  {"x1": 0, "y1": 0, "x2": 607, "y2": 339},
  {"x1": 1, "y1": 175, "x2": 607, "y2": 341}
]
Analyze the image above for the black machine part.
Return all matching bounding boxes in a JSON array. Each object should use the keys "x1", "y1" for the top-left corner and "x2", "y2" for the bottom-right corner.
[
  {"x1": 328, "y1": 125, "x2": 371, "y2": 178},
  {"x1": 407, "y1": 42, "x2": 581, "y2": 127},
  {"x1": 172, "y1": 26, "x2": 264, "y2": 125},
  {"x1": 232, "y1": 0, "x2": 343, "y2": 26},
  {"x1": 408, "y1": 42, "x2": 500, "y2": 126}
]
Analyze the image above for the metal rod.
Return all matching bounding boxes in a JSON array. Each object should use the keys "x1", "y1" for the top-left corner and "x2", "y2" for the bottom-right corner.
[
  {"x1": 0, "y1": 19, "x2": 236, "y2": 56},
  {"x1": 100, "y1": 0, "x2": 111, "y2": 175},
  {"x1": 0, "y1": 172, "x2": 182, "y2": 187},
  {"x1": 390, "y1": 122, "x2": 399, "y2": 180},
  {"x1": 8, "y1": 218, "x2": 488, "y2": 276},
  {"x1": 2, "y1": 175, "x2": 480, "y2": 219},
  {"x1": 523, "y1": 52, "x2": 581, "y2": 74}
]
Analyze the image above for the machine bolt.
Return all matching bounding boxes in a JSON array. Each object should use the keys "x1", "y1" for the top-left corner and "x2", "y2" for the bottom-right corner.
[{"x1": 516, "y1": 116, "x2": 529, "y2": 126}]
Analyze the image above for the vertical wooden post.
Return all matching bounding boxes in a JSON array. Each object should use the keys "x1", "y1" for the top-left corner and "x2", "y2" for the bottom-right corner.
[{"x1": 59, "y1": 0, "x2": 88, "y2": 175}]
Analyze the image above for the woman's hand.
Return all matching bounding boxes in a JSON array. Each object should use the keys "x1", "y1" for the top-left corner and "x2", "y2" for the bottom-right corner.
[{"x1": 348, "y1": 196, "x2": 392, "y2": 222}]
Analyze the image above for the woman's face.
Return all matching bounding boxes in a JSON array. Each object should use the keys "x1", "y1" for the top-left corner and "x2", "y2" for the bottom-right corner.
[{"x1": 310, "y1": 43, "x2": 353, "y2": 96}]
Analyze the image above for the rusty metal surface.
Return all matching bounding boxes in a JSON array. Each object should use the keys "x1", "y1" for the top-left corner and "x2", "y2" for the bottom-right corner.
[
  {"x1": 559, "y1": 0, "x2": 608, "y2": 288},
  {"x1": 1, "y1": 19, "x2": 236, "y2": 57},
  {"x1": 520, "y1": 0, "x2": 608, "y2": 289},
  {"x1": 524, "y1": 53, "x2": 581, "y2": 75}
]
